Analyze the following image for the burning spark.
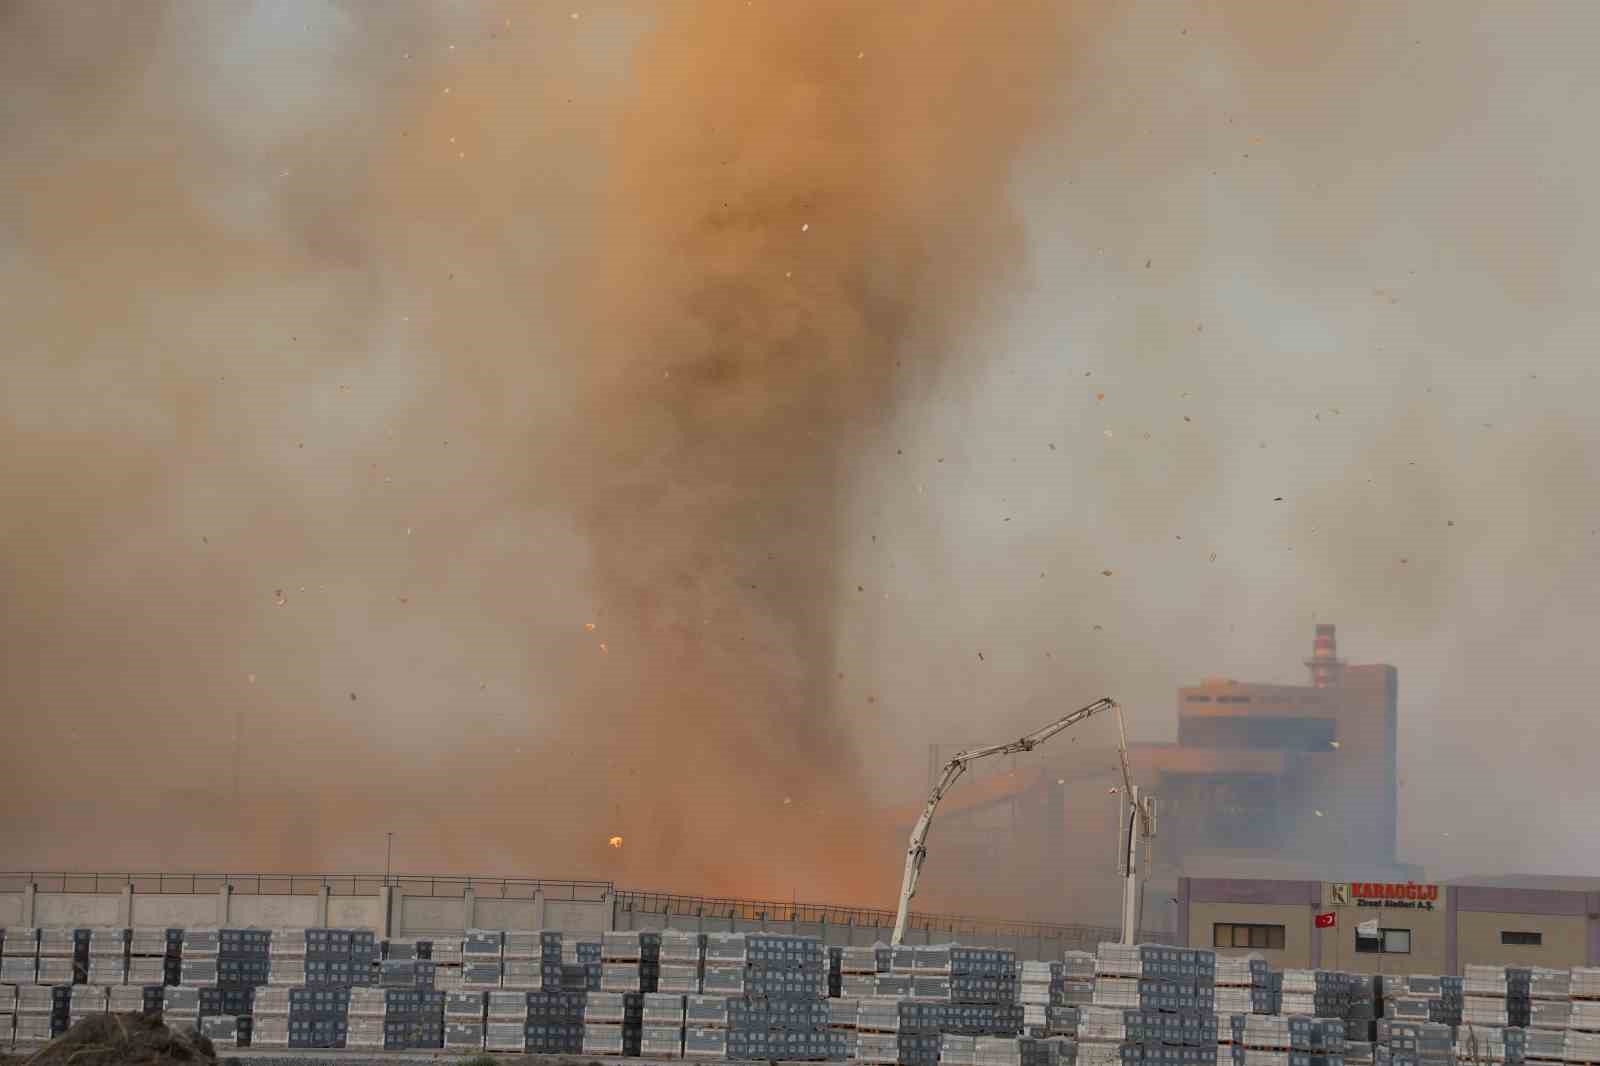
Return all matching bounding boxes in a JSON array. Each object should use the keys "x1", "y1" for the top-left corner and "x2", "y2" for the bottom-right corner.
[
  {"x1": 584, "y1": 623, "x2": 596, "y2": 631},
  {"x1": 599, "y1": 642, "x2": 609, "y2": 653},
  {"x1": 608, "y1": 835, "x2": 623, "y2": 848},
  {"x1": 1314, "y1": 810, "x2": 1325, "y2": 817},
  {"x1": 1329, "y1": 740, "x2": 1341, "y2": 749}
]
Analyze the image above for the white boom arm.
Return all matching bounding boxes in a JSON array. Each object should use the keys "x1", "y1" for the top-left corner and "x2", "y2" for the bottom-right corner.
[
  {"x1": 1114, "y1": 703, "x2": 1157, "y2": 945},
  {"x1": 890, "y1": 697, "x2": 1119, "y2": 946}
]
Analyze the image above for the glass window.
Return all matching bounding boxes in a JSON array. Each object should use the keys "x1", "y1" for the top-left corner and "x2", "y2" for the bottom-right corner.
[
  {"x1": 1356, "y1": 927, "x2": 1410, "y2": 954},
  {"x1": 1213, "y1": 923, "x2": 1285, "y2": 951},
  {"x1": 1502, "y1": 931, "x2": 1543, "y2": 946}
]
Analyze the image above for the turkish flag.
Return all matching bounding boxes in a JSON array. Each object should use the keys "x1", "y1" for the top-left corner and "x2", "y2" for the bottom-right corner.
[{"x1": 1315, "y1": 912, "x2": 1337, "y2": 928}]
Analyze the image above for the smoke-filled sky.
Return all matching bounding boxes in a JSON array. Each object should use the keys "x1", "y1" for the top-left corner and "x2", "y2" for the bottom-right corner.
[{"x1": 3, "y1": 1, "x2": 1598, "y2": 922}]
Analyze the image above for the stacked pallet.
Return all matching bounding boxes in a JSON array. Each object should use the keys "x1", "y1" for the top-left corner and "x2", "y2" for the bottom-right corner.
[
  {"x1": 839, "y1": 946, "x2": 890, "y2": 999},
  {"x1": 200, "y1": 1014, "x2": 245, "y2": 1049},
  {"x1": 445, "y1": 988, "x2": 486, "y2": 1051},
  {"x1": 178, "y1": 928, "x2": 218, "y2": 986},
  {"x1": 1374, "y1": 1018, "x2": 1451, "y2": 1066},
  {"x1": 642, "y1": 991, "x2": 688, "y2": 1058},
  {"x1": 126, "y1": 927, "x2": 171, "y2": 986},
  {"x1": 1022, "y1": 961, "x2": 1054, "y2": 1033},
  {"x1": 602, "y1": 930, "x2": 647, "y2": 994},
  {"x1": 484, "y1": 989, "x2": 530, "y2": 1052},
  {"x1": 86, "y1": 927, "x2": 126, "y2": 986},
  {"x1": 1282, "y1": 971, "x2": 1353, "y2": 1020},
  {"x1": 659, "y1": 929, "x2": 706, "y2": 994},
  {"x1": 162, "y1": 985, "x2": 200, "y2": 1032},
  {"x1": 464, "y1": 929, "x2": 504, "y2": 990},
  {"x1": 268, "y1": 927, "x2": 308, "y2": 986},
  {"x1": 68, "y1": 983, "x2": 107, "y2": 1028},
  {"x1": 36, "y1": 929, "x2": 74, "y2": 987},
  {"x1": 528, "y1": 990, "x2": 588, "y2": 1053},
  {"x1": 1466, "y1": 966, "x2": 1517, "y2": 1028},
  {"x1": 346, "y1": 985, "x2": 445, "y2": 1050},
  {"x1": 1215, "y1": 955, "x2": 1276, "y2": 1018},
  {"x1": 500, "y1": 930, "x2": 548, "y2": 991},
  {"x1": 304, "y1": 928, "x2": 378, "y2": 988},
  {"x1": 1527, "y1": 970, "x2": 1573, "y2": 1035},
  {"x1": 0, "y1": 983, "x2": 13, "y2": 1050},
  {"x1": 583, "y1": 989, "x2": 644, "y2": 1056},
  {"x1": 15, "y1": 986, "x2": 68, "y2": 1046},
  {"x1": 685, "y1": 991, "x2": 731, "y2": 1060},
  {"x1": 1, "y1": 928, "x2": 37, "y2": 985},
  {"x1": 1453, "y1": 1023, "x2": 1528, "y2": 1065}
]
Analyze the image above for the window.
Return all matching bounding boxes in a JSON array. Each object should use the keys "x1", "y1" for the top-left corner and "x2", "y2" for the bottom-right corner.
[
  {"x1": 1186, "y1": 695, "x2": 1213, "y2": 703},
  {"x1": 1213, "y1": 923, "x2": 1286, "y2": 950},
  {"x1": 1355, "y1": 928, "x2": 1411, "y2": 954},
  {"x1": 1502, "y1": 931, "x2": 1543, "y2": 946}
]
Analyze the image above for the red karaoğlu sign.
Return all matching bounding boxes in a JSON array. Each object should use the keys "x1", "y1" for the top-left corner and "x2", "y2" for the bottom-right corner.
[
  {"x1": 1352, "y1": 882, "x2": 1438, "y2": 901},
  {"x1": 1342, "y1": 881, "x2": 1439, "y2": 909}
]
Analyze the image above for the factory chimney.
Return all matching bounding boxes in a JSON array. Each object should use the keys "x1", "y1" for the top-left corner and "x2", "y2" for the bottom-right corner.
[{"x1": 1305, "y1": 624, "x2": 1345, "y2": 688}]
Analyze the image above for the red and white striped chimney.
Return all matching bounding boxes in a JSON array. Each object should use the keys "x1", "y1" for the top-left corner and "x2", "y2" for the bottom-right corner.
[{"x1": 1305, "y1": 624, "x2": 1344, "y2": 687}]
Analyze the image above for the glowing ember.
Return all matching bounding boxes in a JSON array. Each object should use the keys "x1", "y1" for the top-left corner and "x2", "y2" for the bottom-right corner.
[{"x1": 608, "y1": 835, "x2": 623, "y2": 848}]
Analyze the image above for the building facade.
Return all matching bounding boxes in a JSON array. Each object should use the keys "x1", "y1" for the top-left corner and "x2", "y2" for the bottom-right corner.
[
  {"x1": 1176, "y1": 875, "x2": 1600, "y2": 974},
  {"x1": 1134, "y1": 625, "x2": 1399, "y2": 874}
]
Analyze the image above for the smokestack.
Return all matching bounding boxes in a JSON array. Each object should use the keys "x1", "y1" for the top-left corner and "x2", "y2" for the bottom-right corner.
[{"x1": 1305, "y1": 624, "x2": 1344, "y2": 688}]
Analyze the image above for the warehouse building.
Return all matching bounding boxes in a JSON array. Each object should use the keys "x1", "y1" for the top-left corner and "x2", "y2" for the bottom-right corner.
[{"x1": 1175, "y1": 874, "x2": 1600, "y2": 973}]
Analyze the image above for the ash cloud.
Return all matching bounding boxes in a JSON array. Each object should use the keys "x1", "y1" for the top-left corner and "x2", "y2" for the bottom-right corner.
[{"x1": 3, "y1": 0, "x2": 1599, "y2": 924}]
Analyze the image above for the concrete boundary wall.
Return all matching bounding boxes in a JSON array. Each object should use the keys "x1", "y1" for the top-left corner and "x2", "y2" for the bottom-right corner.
[{"x1": 0, "y1": 877, "x2": 1120, "y2": 954}]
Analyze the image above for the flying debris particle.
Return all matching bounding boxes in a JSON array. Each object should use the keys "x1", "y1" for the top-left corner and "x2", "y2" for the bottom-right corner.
[
  {"x1": 349, "y1": 692, "x2": 357, "y2": 701},
  {"x1": 1274, "y1": 497, "x2": 1284, "y2": 502},
  {"x1": 608, "y1": 835, "x2": 622, "y2": 848},
  {"x1": 1103, "y1": 429, "x2": 1113, "y2": 438},
  {"x1": 857, "y1": 585, "x2": 864, "y2": 592},
  {"x1": 1447, "y1": 521, "x2": 1454, "y2": 527},
  {"x1": 201, "y1": 537, "x2": 208, "y2": 544},
  {"x1": 572, "y1": 12, "x2": 581, "y2": 19},
  {"x1": 1100, "y1": 569, "x2": 1114, "y2": 577},
  {"x1": 1315, "y1": 810, "x2": 1325, "y2": 818},
  {"x1": 1184, "y1": 416, "x2": 1192, "y2": 422},
  {"x1": 801, "y1": 223, "x2": 809, "y2": 232},
  {"x1": 867, "y1": 695, "x2": 876, "y2": 704},
  {"x1": 1048, "y1": 443, "x2": 1056, "y2": 451},
  {"x1": 1145, "y1": 259, "x2": 1151, "y2": 269},
  {"x1": 1093, "y1": 625, "x2": 1103, "y2": 631},
  {"x1": 1096, "y1": 393, "x2": 1105, "y2": 401},
  {"x1": 599, "y1": 642, "x2": 609, "y2": 653},
  {"x1": 977, "y1": 652, "x2": 985, "y2": 661},
  {"x1": 585, "y1": 622, "x2": 596, "y2": 631},
  {"x1": 1210, "y1": 552, "x2": 1217, "y2": 563},
  {"x1": 1330, "y1": 740, "x2": 1341, "y2": 749},
  {"x1": 246, "y1": 674, "x2": 256, "y2": 685},
  {"x1": 399, "y1": 597, "x2": 409, "y2": 605},
  {"x1": 1400, "y1": 558, "x2": 1409, "y2": 565},
  {"x1": 273, "y1": 589, "x2": 287, "y2": 606},
  {"x1": 783, "y1": 796, "x2": 793, "y2": 806}
]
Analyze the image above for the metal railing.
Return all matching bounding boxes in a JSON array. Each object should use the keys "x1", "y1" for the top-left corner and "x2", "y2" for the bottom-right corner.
[
  {"x1": 0, "y1": 873, "x2": 1166, "y2": 943},
  {"x1": 614, "y1": 889, "x2": 1168, "y2": 944},
  {"x1": 0, "y1": 873, "x2": 611, "y2": 901}
]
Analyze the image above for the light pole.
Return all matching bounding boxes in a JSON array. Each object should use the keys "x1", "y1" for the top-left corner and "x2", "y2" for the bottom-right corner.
[{"x1": 385, "y1": 832, "x2": 393, "y2": 887}]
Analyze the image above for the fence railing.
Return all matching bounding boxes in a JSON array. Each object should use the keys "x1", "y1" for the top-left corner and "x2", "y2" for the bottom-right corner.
[
  {"x1": 0, "y1": 873, "x2": 612, "y2": 901},
  {"x1": 614, "y1": 889, "x2": 1168, "y2": 944},
  {"x1": 0, "y1": 874, "x2": 1166, "y2": 943}
]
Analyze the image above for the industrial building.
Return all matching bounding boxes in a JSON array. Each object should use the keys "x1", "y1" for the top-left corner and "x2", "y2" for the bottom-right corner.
[
  {"x1": 1133, "y1": 624, "x2": 1400, "y2": 875},
  {"x1": 1176, "y1": 874, "x2": 1600, "y2": 973}
]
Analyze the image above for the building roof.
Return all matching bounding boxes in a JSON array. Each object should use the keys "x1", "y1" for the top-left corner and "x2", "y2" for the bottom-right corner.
[{"x1": 1444, "y1": 873, "x2": 1600, "y2": 892}]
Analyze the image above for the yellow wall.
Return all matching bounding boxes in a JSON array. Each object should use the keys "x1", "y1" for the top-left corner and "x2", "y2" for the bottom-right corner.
[
  {"x1": 1189, "y1": 901, "x2": 1314, "y2": 968},
  {"x1": 1316, "y1": 894, "x2": 1450, "y2": 975},
  {"x1": 1457, "y1": 911, "x2": 1588, "y2": 970}
]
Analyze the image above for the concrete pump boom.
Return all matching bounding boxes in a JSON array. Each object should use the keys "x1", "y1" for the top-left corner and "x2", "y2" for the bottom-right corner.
[{"x1": 890, "y1": 697, "x2": 1119, "y2": 946}]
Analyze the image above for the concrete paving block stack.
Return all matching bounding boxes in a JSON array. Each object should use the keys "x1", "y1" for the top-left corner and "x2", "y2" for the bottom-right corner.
[
  {"x1": 14, "y1": 985, "x2": 65, "y2": 1047},
  {"x1": 659, "y1": 929, "x2": 706, "y2": 995},
  {"x1": 67, "y1": 983, "x2": 107, "y2": 1028},
  {"x1": 1374, "y1": 1018, "x2": 1451, "y2": 1066},
  {"x1": 1454, "y1": 1022, "x2": 1527, "y2": 1065},
  {"x1": 281, "y1": 986, "x2": 351, "y2": 1049},
  {"x1": 525, "y1": 989, "x2": 587, "y2": 1053},
  {"x1": 583, "y1": 989, "x2": 643, "y2": 1056},
  {"x1": 1, "y1": 928, "x2": 37, "y2": 985},
  {"x1": 561, "y1": 935, "x2": 604, "y2": 991},
  {"x1": 1466, "y1": 966, "x2": 1517, "y2": 1028},
  {"x1": 0, "y1": 983, "x2": 13, "y2": 1050},
  {"x1": 200, "y1": 1014, "x2": 241, "y2": 1049},
  {"x1": 483, "y1": 988, "x2": 529, "y2": 1051},
  {"x1": 1022, "y1": 961, "x2": 1055, "y2": 1032},
  {"x1": 86, "y1": 928, "x2": 127, "y2": 986},
  {"x1": 685, "y1": 991, "x2": 731, "y2": 1060},
  {"x1": 303, "y1": 928, "x2": 378, "y2": 988},
  {"x1": 162, "y1": 985, "x2": 200, "y2": 1033},
  {"x1": 463, "y1": 928, "x2": 504, "y2": 990},
  {"x1": 642, "y1": 990, "x2": 688, "y2": 1058},
  {"x1": 444, "y1": 988, "x2": 485, "y2": 1051}
]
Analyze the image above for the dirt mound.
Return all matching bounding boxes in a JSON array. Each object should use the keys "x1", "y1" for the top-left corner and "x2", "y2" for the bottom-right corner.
[{"x1": 8, "y1": 1012, "x2": 222, "y2": 1066}]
